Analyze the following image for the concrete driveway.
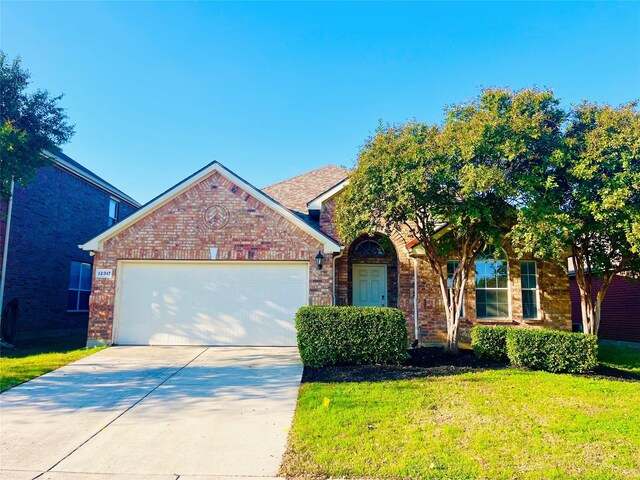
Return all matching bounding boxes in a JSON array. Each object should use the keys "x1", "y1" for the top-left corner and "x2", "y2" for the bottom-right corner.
[{"x1": 0, "y1": 346, "x2": 302, "y2": 480}]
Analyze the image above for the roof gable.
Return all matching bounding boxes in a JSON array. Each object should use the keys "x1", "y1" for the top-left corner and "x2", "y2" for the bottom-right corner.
[
  {"x1": 80, "y1": 161, "x2": 342, "y2": 253},
  {"x1": 262, "y1": 165, "x2": 348, "y2": 216},
  {"x1": 43, "y1": 150, "x2": 140, "y2": 207}
]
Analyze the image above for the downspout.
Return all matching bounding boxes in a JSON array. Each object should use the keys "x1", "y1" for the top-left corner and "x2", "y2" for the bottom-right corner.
[
  {"x1": 332, "y1": 248, "x2": 345, "y2": 305},
  {"x1": 412, "y1": 256, "x2": 419, "y2": 342},
  {"x1": 0, "y1": 179, "x2": 15, "y2": 312}
]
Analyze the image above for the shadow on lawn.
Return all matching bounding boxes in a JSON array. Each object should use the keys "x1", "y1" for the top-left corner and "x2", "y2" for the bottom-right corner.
[
  {"x1": 302, "y1": 347, "x2": 640, "y2": 383},
  {"x1": 302, "y1": 347, "x2": 508, "y2": 383},
  {"x1": 1, "y1": 332, "x2": 88, "y2": 359}
]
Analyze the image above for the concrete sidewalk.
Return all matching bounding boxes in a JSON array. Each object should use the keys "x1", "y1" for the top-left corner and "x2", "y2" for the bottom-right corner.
[{"x1": 0, "y1": 346, "x2": 302, "y2": 479}]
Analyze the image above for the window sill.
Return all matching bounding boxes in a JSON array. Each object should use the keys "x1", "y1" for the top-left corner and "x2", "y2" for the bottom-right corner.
[{"x1": 477, "y1": 318, "x2": 513, "y2": 324}]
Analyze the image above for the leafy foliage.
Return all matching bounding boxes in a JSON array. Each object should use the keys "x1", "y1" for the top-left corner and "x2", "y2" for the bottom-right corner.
[
  {"x1": 0, "y1": 51, "x2": 74, "y2": 199},
  {"x1": 470, "y1": 326, "x2": 510, "y2": 361},
  {"x1": 510, "y1": 101, "x2": 640, "y2": 334},
  {"x1": 506, "y1": 328, "x2": 598, "y2": 373},
  {"x1": 295, "y1": 306, "x2": 408, "y2": 367},
  {"x1": 336, "y1": 88, "x2": 566, "y2": 352}
]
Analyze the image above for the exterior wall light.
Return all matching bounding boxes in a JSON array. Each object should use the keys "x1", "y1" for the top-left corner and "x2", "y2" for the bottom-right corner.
[{"x1": 315, "y1": 251, "x2": 324, "y2": 270}]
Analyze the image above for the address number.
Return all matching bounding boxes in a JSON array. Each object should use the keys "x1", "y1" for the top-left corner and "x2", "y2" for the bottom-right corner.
[{"x1": 95, "y1": 269, "x2": 113, "y2": 279}]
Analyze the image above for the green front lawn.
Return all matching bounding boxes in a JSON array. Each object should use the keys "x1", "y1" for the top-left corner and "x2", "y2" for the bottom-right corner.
[
  {"x1": 282, "y1": 343, "x2": 640, "y2": 479},
  {"x1": 598, "y1": 340, "x2": 640, "y2": 375},
  {"x1": 0, "y1": 335, "x2": 106, "y2": 392}
]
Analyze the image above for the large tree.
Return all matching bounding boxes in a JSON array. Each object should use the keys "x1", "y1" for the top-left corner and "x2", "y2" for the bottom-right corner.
[
  {"x1": 510, "y1": 102, "x2": 640, "y2": 336},
  {"x1": 336, "y1": 88, "x2": 564, "y2": 352},
  {"x1": 0, "y1": 51, "x2": 74, "y2": 199}
]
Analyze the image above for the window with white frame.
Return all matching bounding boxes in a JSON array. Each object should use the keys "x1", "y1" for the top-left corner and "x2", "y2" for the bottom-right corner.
[
  {"x1": 475, "y1": 245, "x2": 509, "y2": 319},
  {"x1": 68, "y1": 261, "x2": 92, "y2": 312},
  {"x1": 520, "y1": 261, "x2": 539, "y2": 319},
  {"x1": 108, "y1": 198, "x2": 120, "y2": 227},
  {"x1": 447, "y1": 260, "x2": 465, "y2": 317}
]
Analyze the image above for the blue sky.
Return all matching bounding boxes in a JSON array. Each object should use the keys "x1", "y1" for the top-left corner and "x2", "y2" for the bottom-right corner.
[{"x1": 2, "y1": 1, "x2": 639, "y2": 203}]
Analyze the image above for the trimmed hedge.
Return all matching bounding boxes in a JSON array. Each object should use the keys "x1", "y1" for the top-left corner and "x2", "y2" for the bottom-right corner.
[
  {"x1": 470, "y1": 326, "x2": 510, "y2": 361},
  {"x1": 506, "y1": 328, "x2": 598, "y2": 373},
  {"x1": 472, "y1": 326, "x2": 599, "y2": 373},
  {"x1": 295, "y1": 306, "x2": 408, "y2": 367}
]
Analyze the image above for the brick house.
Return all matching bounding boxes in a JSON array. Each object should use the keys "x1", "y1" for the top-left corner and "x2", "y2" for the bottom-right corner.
[
  {"x1": 0, "y1": 150, "x2": 140, "y2": 342},
  {"x1": 81, "y1": 161, "x2": 571, "y2": 347}
]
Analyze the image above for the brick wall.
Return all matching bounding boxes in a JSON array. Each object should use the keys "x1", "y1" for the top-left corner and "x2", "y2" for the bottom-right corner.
[
  {"x1": 321, "y1": 193, "x2": 571, "y2": 344},
  {"x1": 319, "y1": 197, "x2": 339, "y2": 240},
  {"x1": 88, "y1": 171, "x2": 333, "y2": 344},
  {"x1": 1, "y1": 165, "x2": 137, "y2": 340},
  {"x1": 414, "y1": 244, "x2": 572, "y2": 345}
]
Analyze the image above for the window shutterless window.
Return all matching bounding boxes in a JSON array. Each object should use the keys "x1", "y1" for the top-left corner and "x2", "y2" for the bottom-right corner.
[
  {"x1": 520, "y1": 261, "x2": 539, "y2": 319},
  {"x1": 108, "y1": 198, "x2": 120, "y2": 227},
  {"x1": 68, "y1": 261, "x2": 92, "y2": 312},
  {"x1": 447, "y1": 260, "x2": 465, "y2": 317},
  {"x1": 475, "y1": 245, "x2": 509, "y2": 319}
]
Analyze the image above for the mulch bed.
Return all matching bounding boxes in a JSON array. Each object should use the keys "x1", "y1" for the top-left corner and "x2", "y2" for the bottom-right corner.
[{"x1": 301, "y1": 347, "x2": 639, "y2": 383}]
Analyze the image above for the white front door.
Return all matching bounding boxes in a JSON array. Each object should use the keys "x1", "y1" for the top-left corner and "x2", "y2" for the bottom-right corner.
[{"x1": 352, "y1": 264, "x2": 387, "y2": 307}]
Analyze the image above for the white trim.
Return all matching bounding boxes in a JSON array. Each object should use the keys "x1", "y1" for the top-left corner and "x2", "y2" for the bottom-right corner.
[
  {"x1": 474, "y1": 246, "x2": 511, "y2": 320},
  {"x1": 80, "y1": 162, "x2": 342, "y2": 254},
  {"x1": 413, "y1": 257, "x2": 419, "y2": 342},
  {"x1": 520, "y1": 260, "x2": 541, "y2": 321},
  {"x1": 332, "y1": 249, "x2": 345, "y2": 305},
  {"x1": 43, "y1": 150, "x2": 140, "y2": 207},
  {"x1": 307, "y1": 179, "x2": 349, "y2": 211}
]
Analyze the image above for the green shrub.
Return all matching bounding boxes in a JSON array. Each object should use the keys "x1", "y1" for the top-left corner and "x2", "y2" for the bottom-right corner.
[
  {"x1": 506, "y1": 328, "x2": 598, "y2": 373},
  {"x1": 471, "y1": 326, "x2": 510, "y2": 361},
  {"x1": 295, "y1": 306, "x2": 408, "y2": 367}
]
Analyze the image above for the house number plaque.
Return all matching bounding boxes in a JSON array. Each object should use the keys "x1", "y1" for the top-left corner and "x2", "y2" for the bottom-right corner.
[{"x1": 95, "y1": 269, "x2": 113, "y2": 279}]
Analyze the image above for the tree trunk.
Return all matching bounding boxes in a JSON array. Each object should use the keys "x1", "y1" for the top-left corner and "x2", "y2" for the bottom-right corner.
[
  {"x1": 417, "y1": 232, "x2": 481, "y2": 354},
  {"x1": 572, "y1": 244, "x2": 616, "y2": 337},
  {"x1": 593, "y1": 275, "x2": 614, "y2": 336},
  {"x1": 579, "y1": 289, "x2": 594, "y2": 335},
  {"x1": 439, "y1": 267, "x2": 468, "y2": 354},
  {"x1": 446, "y1": 325, "x2": 459, "y2": 354}
]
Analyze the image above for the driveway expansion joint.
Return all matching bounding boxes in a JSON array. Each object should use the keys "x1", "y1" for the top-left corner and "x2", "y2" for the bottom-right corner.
[
  {"x1": 39, "y1": 347, "x2": 210, "y2": 476},
  {"x1": 2, "y1": 346, "x2": 301, "y2": 479}
]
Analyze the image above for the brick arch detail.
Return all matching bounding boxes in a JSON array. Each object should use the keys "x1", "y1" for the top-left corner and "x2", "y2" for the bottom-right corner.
[{"x1": 347, "y1": 233, "x2": 399, "y2": 307}]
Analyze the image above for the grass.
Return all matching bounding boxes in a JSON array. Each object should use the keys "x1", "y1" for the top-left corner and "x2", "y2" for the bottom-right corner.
[
  {"x1": 0, "y1": 334, "x2": 106, "y2": 392},
  {"x1": 282, "y1": 343, "x2": 640, "y2": 479},
  {"x1": 598, "y1": 340, "x2": 640, "y2": 374}
]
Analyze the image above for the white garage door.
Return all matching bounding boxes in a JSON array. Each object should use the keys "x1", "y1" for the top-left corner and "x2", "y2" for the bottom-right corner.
[{"x1": 115, "y1": 262, "x2": 308, "y2": 346}]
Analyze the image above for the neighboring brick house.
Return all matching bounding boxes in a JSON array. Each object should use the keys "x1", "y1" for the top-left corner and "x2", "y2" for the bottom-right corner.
[
  {"x1": 81, "y1": 161, "x2": 571, "y2": 347},
  {"x1": 0, "y1": 150, "x2": 140, "y2": 342},
  {"x1": 570, "y1": 274, "x2": 640, "y2": 343}
]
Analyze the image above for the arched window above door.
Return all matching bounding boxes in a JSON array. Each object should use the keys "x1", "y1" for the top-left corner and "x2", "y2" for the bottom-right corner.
[{"x1": 353, "y1": 239, "x2": 385, "y2": 256}]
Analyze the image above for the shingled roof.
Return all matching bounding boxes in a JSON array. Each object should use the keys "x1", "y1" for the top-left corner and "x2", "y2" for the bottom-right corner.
[{"x1": 262, "y1": 165, "x2": 349, "y2": 217}]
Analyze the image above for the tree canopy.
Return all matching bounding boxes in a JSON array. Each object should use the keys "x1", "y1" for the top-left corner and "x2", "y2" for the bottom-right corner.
[
  {"x1": 336, "y1": 88, "x2": 566, "y2": 351},
  {"x1": 0, "y1": 51, "x2": 74, "y2": 199},
  {"x1": 510, "y1": 101, "x2": 640, "y2": 335}
]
